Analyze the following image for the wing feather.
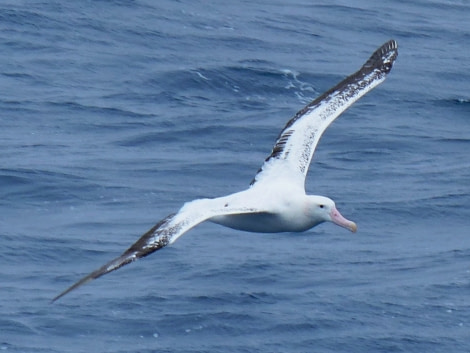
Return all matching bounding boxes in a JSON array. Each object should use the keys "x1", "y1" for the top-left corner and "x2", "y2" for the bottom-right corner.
[
  {"x1": 251, "y1": 40, "x2": 398, "y2": 186},
  {"x1": 52, "y1": 199, "x2": 261, "y2": 302}
]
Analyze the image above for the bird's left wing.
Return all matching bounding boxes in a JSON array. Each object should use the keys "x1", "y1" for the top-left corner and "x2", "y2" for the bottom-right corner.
[
  {"x1": 251, "y1": 40, "x2": 398, "y2": 187},
  {"x1": 52, "y1": 198, "x2": 261, "y2": 302}
]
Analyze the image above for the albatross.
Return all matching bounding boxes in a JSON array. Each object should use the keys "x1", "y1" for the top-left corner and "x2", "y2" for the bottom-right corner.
[{"x1": 53, "y1": 40, "x2": 398, "y2": 302}]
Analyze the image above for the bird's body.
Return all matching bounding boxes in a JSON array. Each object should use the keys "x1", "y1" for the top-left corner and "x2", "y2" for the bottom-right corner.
[
  {"x1": 207, "y1": 186, "x2": 340, "y2": 233},
  {"x1": 53, "y1": 40, "x2": 398, "y2": 302}
]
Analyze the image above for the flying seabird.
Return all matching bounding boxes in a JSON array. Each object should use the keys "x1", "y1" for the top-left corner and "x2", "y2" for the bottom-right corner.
[{"x1": 52, "y1": 40, "x2": 398, "y2": 302}]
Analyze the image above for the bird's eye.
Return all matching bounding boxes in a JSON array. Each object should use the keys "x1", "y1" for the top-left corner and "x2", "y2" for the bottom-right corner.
[{"x1": 319, "y1": 204, "x2": 324, "y2": 209}]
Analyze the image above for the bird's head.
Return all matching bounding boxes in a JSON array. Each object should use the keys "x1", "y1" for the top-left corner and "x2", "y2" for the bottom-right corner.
[{"x1": 308, "y1": 196, "x2": 357, "y2": 233}]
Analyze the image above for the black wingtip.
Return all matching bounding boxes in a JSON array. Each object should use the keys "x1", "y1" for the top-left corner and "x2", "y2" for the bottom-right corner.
[
  {"x1": 51, "y1": 274, "x2": 95, "y2": 303},
  {"x1": 51, "y1": 252, "x2": 139, "y2": 303},
  {"x1": 51, "y1": 214, "x2": 176, "y2": 303},
  {"x1": 363, "y1": 39, "x2": 398, "y2": 74}
]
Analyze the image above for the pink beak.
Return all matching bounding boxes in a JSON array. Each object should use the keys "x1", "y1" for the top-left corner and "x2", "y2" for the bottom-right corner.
[{"x1": 330, "y1": 207, "x2": 357, "y2": 232}]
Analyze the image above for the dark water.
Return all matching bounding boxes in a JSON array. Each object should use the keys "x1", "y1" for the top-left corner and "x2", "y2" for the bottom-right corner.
[{"x1": 1, "y1": 1, "x2": 469, "y2": 352}]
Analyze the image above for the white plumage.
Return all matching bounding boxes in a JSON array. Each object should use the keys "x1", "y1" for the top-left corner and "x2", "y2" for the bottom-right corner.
[{"x1": 53, "y1": 40, "x2": 398, "y2": 302}]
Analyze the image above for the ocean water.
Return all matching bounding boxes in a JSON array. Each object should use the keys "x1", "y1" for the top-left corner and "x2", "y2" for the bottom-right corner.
[{"x1": 1, "y1": 0, "x2": 469, "y2": 352}]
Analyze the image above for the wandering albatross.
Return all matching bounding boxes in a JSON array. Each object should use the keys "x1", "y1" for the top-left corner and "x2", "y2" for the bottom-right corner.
[{"x1": 52, "y1": 40, "x2": 398, "y2": 302}]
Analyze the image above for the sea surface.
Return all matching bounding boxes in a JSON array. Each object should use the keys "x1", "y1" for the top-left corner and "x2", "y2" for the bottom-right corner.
[{"x1": 1, "y1": 1, "x2": 469, "y2": 352}]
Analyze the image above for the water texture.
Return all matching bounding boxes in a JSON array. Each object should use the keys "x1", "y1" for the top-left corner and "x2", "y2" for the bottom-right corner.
[{"x1": 1, "y1": 1, "x2": 469, "y2": 352}]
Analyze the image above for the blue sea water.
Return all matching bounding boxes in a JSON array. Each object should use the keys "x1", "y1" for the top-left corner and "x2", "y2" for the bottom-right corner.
[{"x1": 1, "y1": 0, "x2": 469, "y2": 352}]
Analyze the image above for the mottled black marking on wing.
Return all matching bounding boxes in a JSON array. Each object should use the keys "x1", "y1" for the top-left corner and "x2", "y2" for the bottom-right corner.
[
  {"x1": 283, "y1": 40, "x2": 397, "y2": 132},
  {"x1": 51, "y1": 213, "x2": 176, "y2": 303},
  {"x1": 250, "y1": 40, "x2": 398, "y2": 186},
  {"x1": 269, "y1": 129, "x2": 294, "y2": 159}
]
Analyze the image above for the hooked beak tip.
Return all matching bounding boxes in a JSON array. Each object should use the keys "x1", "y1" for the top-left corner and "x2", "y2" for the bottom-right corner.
[
  {"x1": 330, "y1": 207, "x2": 357, "y2": 233},
  {"x1": 349, "y1": 222, "x2": 358, "y2": 233}
]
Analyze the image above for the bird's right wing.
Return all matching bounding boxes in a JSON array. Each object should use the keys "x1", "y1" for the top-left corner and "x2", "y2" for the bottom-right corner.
[{"x1": 52, "y1": 198, "x2": 261, "y2": 302}]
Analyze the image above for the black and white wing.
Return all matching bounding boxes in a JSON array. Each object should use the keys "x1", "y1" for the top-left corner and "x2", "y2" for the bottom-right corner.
[
  {"x1": 52, "y1": 198, "x2": 261, "y2": 302},
  {"x1": 251, "y1": 40, "x2": 398, "y2": 186}
]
